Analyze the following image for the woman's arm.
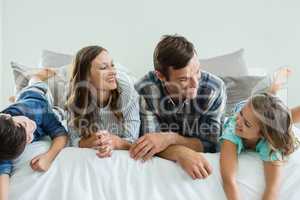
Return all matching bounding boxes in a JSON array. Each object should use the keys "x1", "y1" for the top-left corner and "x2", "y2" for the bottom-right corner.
[
  {"x1": 262, "y1": 161, "x2": 283, "y2": 200},
  {"x1": 0, "y1": 175, "x2": 9, "y2": 200},
  {"x1": 220, "y1": 140, "x2": 241, "y2": 200}
]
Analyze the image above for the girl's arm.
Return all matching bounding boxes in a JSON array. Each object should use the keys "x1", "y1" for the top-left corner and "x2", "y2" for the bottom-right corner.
[
  {"x1": 220, "y1": 140, "x2": 241, "y2": 200},
  {"x1": 0, "y1": 174, "x2": 9, "y2": 200},
  {"x1": 262, "y1": 161, "x2": 283, "y2": 200}
]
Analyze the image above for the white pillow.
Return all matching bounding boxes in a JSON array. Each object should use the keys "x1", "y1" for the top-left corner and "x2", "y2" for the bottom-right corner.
[
  {"x1": 40, "y1": 50, "x2": 73, "y2": 68},
  {"x1": 200, "y1": 49, "x2": 248, "y2": 77}
]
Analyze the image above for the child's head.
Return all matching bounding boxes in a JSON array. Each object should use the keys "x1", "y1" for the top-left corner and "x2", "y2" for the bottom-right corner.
[
  {"x1": 0, "y1": 114, "x2": 36, "y2": 160},
  {"x1": 236, "y1": 93, "x2": 297, "y2": 156}
]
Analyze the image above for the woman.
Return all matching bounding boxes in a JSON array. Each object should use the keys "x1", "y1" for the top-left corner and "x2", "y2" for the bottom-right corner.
[{"x1": 66, "y1": 45, "x2": 140, "y2": 158}]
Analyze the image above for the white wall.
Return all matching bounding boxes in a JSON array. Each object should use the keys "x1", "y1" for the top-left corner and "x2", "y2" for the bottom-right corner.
[{"x1": 1, "y1": 0, "x2": 300, "y2": 109}]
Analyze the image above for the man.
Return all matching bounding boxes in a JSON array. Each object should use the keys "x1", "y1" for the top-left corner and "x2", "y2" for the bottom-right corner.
[{"x1": 130, "y1": 34, "x2": 227, "y2": 179}]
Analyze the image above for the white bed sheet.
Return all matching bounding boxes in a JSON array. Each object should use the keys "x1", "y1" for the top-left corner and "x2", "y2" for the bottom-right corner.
[{"x1": 9, "y1": 128, "x2": 300, "y2": 200}]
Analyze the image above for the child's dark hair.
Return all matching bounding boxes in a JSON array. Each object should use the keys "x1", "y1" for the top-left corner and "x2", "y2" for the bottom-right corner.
[
  {"x1": 153, "y1": 34, "x2": 195, "y2": 78},
  {"x1": 250, "y1": 93, "x2": 299, "y2": 158},
  {"x1": 0, "y1": 114, "x2": 27, "y2": 160}
]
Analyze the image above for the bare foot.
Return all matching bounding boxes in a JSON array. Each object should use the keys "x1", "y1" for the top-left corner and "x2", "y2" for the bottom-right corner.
[
  {"x1": 269, "y1": 67, "x2": 292, "y2": 94},
  {"x1": 31, "y1": 68, "x2": 57, "y2": 81},
  {"x1": 8, "y1": 96, "x2": 16, "y2": 103}
]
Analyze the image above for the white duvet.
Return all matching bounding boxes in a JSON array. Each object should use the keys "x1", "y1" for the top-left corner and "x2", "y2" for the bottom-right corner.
[{"x1": 9, "y1": 128, "x2": 300, "y2": 200}]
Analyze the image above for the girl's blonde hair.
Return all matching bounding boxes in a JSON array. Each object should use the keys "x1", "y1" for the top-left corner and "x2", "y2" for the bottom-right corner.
[{"x1": 250, "y1": 93, "x2": 299, "y2": 157}]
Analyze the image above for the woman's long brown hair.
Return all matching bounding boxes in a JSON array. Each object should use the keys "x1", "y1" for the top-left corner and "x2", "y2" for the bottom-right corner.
[{"x1": 66, "y1": 46, "x2": 123, "y2": 138}]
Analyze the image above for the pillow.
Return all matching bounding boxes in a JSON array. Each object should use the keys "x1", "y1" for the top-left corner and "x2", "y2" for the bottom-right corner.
[
  {"x1": 221, "y1": 75, "x2": 271, "y2": 116},
  {"x1": 11, "y1": 61, "x2": 72, "y2": 108},
  {"x1": 200, "y1": 49, "x2": 248, "y2": 77},
  {"x1": 40, "y1": 50, "x2": 73, "y2": 68}
]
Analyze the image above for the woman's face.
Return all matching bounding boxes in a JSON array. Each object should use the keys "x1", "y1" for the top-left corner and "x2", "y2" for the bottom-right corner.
[
  {"x1": 235, "y1": 102, "x2": 261, "y2": 140},
  {"x1": 89, "y1": 51, "x2": 117, "y2": 91}
]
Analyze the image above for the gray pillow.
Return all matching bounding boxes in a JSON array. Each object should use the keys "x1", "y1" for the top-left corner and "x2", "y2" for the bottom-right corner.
[
  {"x1": 11, "y1": 61, "x2": 71, "y2": 108},
  {"x1": 221, "y1": 75, "x2": 271, "y2": 116},
  {"x1": 200, "y1": 49, "x2": 248, "y2": 77},
  {"x1": 40, "y1": 50, "x2": 73, "y2": 68}
]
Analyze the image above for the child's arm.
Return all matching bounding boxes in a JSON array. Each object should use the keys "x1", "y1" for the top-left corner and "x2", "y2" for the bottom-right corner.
[
  {"x1": 262, "y1": 162, "x2": 282, "y2": 200},
  {"x1": 30, "y1": 135, "x2": 67, "y2": 172},
  {"x1": 220, "y1": 140, "x2": 241, "y2": 200},
  {"x1": 291, "y1": 106, "x2": 300, "y2": 123},
  {"x1": 0, "y1": 174, "x2": 9, "y2": 200}
]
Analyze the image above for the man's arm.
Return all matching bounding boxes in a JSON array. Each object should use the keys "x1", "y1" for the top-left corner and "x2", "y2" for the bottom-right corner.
[
  {"x1": 157, "y1": 145, "x2": 212, "y2": 179},
  {"x1": 130, "y1": 132, "x2": 212, "y2": 180},
  {"x1": 130, "y1": 132, "x2": 203, "y2": 160},
  {"x1": 130, "y1": 95, "x2": 204, "y2": 160},
  {"x1": 168, "y1": 133, "x2": 203, "y2": 152},
  {"x1": 0, "y1": 174, "x2": 9, "y2": 200}
]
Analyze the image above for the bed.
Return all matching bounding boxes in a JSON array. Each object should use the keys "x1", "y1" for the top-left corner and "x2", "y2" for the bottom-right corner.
[
  {"x1": 8, "y1": 127, "x2": 300, "y2": 200},
  {"x1": 8, "y1": 49, "x2": 297, "y2": 200}
]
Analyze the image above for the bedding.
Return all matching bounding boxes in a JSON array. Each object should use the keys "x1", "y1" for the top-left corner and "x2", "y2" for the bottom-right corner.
[{"x1": 9, "y1": 128, "x2": 300, "y2": 200}]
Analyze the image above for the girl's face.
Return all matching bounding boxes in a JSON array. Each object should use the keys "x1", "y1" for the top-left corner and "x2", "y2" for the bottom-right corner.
[
  {"x1": 236, "y1": 102, "x2": 261, "y2": 140},
  {"x1": 89, "y1": 51, "x2": 117, "y2": 91}
]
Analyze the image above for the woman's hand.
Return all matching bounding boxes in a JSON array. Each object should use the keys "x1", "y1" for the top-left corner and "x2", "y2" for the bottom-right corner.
[
  {"x1": 79, "y1": 132, "x2": 103, "y2": 149},
  {"x1": 95, "y1": 131, "x2": 115, "y2": 158},
  {"x1": 79, "y1": 131, "x2": 131, "y2": 158},
  {"x1": 95, "y1": 131, "x2": 131, "y2": 158}
]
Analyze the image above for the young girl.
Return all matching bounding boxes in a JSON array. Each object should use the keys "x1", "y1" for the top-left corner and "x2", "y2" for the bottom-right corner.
[
  {"x1": 66, "y1": 45, "x2": 140, "y2": 158},
  {"x1": 220, "y1": 92, "x2": 299, "y2": 200}
]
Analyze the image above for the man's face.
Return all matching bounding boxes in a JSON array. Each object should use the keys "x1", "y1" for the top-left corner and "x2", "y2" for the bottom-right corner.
[{"x1": 162, "y1": 53, "x2": 201, "y2": 100}]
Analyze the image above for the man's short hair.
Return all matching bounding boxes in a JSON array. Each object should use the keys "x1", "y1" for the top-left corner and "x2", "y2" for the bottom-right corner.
[
  {"x1": 0, "y1": 114, "x2": 27, "y2": 161},
  {"x1": 153, "y1": 34, "x2": 195, "y2": 77}
]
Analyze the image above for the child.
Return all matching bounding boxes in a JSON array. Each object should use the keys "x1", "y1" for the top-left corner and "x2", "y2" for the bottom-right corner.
[
  {"x1": 220, "y1": 92, "x2": 299, "y2": 200},
  {"x1": 0, "y1": 69, "x2": 68, "y2": 200}
]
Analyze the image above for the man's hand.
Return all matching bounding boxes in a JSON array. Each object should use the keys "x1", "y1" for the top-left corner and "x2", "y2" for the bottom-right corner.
[
  {"x1": 129, "y1": 133, "x2": 171, "y2": 161},
  {"x1": 176, "y1": 148, "x2": 212, "y2": 179},
  {"x1": 30, "y1": 152, "x2": 54, "y2": 172}
]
